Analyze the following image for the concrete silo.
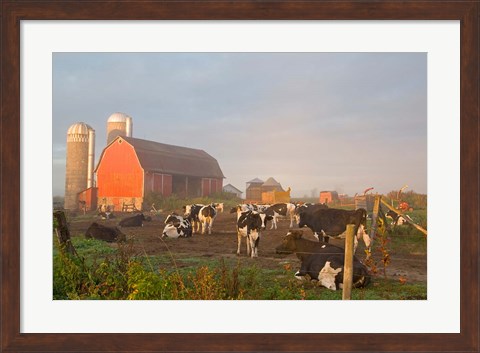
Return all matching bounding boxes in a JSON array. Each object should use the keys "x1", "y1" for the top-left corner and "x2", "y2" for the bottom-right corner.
[
  {"x1": 106, "y1": 112, "x2": 133, "y2": 144},
  {"x1": 64, "y1": 122, "x2": 95, "y2": 210}
]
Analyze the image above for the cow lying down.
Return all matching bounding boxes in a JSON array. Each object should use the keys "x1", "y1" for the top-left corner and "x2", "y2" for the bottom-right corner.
[
  {"x1": 162, "y1": 214, "x2": 192, "y2": 238},
  {"x1": 85, "y1": 222, "x2": 126, "y2": 243},
  {"x1": 275, "y1": 230, "x2": 370, "y2": 290}
]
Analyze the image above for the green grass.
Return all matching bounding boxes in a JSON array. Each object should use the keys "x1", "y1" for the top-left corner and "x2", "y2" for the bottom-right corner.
[{"x1": 53, "y1": 228, "x2": 427, "y2": 300}]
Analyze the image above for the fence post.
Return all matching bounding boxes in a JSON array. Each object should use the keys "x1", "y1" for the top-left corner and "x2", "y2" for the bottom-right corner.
[
  {"x1": 342, "y1": 224, "x2": 355, "y2": 300},
  {"x1": 369, "y1": 195, "x2": 382, "y2": 247}
]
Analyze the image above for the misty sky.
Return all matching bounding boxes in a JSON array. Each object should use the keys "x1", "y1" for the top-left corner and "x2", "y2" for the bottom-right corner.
[{"x1": 53, "y1": 52, "x2": 427, "y2": 198}]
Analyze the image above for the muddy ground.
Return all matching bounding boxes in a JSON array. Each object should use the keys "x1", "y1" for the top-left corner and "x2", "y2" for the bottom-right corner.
[{"x1": 68, "y1": 210, "x2": 427, "y2": 283}]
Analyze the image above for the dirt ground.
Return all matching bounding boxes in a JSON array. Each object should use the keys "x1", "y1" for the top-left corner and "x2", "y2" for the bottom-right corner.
[{"x1": 69, "y1": 210, "x2": 427, "y2": 283}]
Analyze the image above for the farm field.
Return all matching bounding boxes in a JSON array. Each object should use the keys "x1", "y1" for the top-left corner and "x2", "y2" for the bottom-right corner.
[{"x1": 56, "y1": 208, "x2": 427, "y2": 300}]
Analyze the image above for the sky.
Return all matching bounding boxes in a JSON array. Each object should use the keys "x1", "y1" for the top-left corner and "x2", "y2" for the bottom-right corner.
[{"x1": 53, "y1": 52, "x2": 427, "y2": 198}]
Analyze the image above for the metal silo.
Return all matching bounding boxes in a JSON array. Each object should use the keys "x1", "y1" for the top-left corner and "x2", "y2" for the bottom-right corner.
[
  {"x1": 64, "y1": 122, "x2": 95, "y2": 210},
  {"x1": 106, "y1": 112, "x2": 133, "y2": 144}
]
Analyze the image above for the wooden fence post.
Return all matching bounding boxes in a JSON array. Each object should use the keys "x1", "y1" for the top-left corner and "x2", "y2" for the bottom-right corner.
[
  {"x1": 369, "y1": 195, "x2": 382, "y2": 247},
  {"x1": 53, "y1": 210, "x2": 75, "y2": 255},
  {"x1": 342, "y1": 224, "x2": 355, "y2": 300}
]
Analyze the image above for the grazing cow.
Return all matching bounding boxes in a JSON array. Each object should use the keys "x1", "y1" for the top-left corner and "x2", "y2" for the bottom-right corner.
[
  {"x1": 118, "y1": 213, "x2": 147, "y2": 227},
  {"x1": 198, "y1": 204, "x2": 217, "y2": 235},
  {"x1": 297, "y1": 207, "x2": 370, "y2": 251},
  {"x1": 85, "y1": 222, "x2": 126, "y2": 242},
  {"x1": 265, "y1": 203, "x2": 297, "y2": 229},
  {"x1": 236, "y1": 210, "x2": 272, "y2": 257},
  {"x1": 183, "y1": 204, "x2": 204, "y2": 234},
  {"x1": 275, "y1": 230, "x2": 370, "y2": 290},
  {"x1": 162, "y1": 214, "x2": 192, "y2": 238},
  {"x1": 385, "y1": 209, "x2": 412, "y2": 226}
]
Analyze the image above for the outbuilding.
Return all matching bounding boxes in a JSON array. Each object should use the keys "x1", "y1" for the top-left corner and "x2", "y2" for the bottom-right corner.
[{"x1": 95, "y1": 136, "x2": 224, "y2": 210}]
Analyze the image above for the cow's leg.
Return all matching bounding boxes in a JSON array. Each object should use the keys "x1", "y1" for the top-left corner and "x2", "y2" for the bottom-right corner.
[
  {"x1": 270, "y1": 216, "x2": 276, "y2": 230},
  {"x1": 237, "y1": 232, "x2": 242, "y2": 255},
  {"x1": 201, "y1": 221, "x2": 206, "y2": 235},
  {"x1": 246, "y1": 235, "x2": 251, "y2": 257},
  {"x1": 208, "y1": 217, "x2": 214, "y2": 234},
  {"x1": 313, "y1": 232, "x2": 320, "y2": 241},
  {"x1": 321, "y1": 230, "x2": 329, "y2": 243},
  {"x1": 289, "y1": 213, "x2": 294, "y2": 228}
]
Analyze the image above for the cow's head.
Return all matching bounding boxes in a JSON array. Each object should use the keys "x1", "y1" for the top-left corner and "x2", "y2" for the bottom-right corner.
[
  {"x1": 258, "y1": 213, "x2": 273, "y2": 230},
  {"x1": 184, "y1": 205, "x2": 192, "y2": 217},
  {"x1": 164, "y1": 214, "x2": 181, "y2": 226},
  {"x1": 275, "y1": 230, "x2": 303, "y2": 254}
]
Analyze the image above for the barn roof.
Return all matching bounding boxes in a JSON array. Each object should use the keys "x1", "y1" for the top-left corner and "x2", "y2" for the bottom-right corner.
[
  {"x1": 99, "y1": 136, "x2": 224, "y2": 178},
  {"x1": 223, "y1": 184, "x2": 242, "y2": 193},
  {"x1": 262, "y1": 177, "x2": 282, "y2": 187},
  {"x1": 247, "y1": 177, "x2": 264, "y2": 184}
]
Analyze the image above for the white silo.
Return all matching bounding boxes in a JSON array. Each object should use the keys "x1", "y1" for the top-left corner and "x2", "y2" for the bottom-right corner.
[
  {"x1": 64, "y1": 122, "x2": 95, "y2": 210},
  {"x1": 106, "y1": 112, "x2": 133, "y2": 144}
]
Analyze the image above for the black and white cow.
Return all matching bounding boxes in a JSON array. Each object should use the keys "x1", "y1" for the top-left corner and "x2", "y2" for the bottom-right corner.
[
  {"x1": 297, "y1": 207, "x2": 371, "y2": 251},
  {"x1": 275, "y1": 230, "x2": 370, "y2": 290},
  {"x1": 264, "y1": 203, "x2": 297, "y2": 229},
  {"x1": 98, "y1": 211, "x2": 115, "y2": 220},
  {"x1": 85, "y1": 222, "x2": 126, "y2": 242},
  {"x1": 385, "y1": 209, "x2": 412, "y2": 226},
  {"x1": 198, "y1": 204, "x2": 217, "y2": 235},
  {"x1": 118, "y1": 213, "x2": 147, "y2": 227},
  {"x1": 162, "y1": 214, "x2": 192, "y2": 238},
  {"x1": 183, "y1": 204, "x2": 204, "y2": 234},
  {"x1": 236, "y1": 210, "x2": 273, "y2": 257},
  {"x1": 293, "y1": 203, "x2": 328, "y2": 224}
]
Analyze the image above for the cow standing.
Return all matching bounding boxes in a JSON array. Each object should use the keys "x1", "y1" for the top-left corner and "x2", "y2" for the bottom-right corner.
[
  {"x1": 198, "y1": 204, "x2": 217, "y2": 235},
  {"x1": 236, "y1": 210, "x2": 272, "y2": 258},
  {"x1": 183, "y1": 204, "x2": 204, "y2": 234},
  {"x1": 265, "y1": 203, "x2": 297, "y2": 229},
  {"x1": 297, "y1": 207, "x2": 371, "y2": 251},
  {"x1": 275, "y1": 230, "x2": 370, "y2": 290}
]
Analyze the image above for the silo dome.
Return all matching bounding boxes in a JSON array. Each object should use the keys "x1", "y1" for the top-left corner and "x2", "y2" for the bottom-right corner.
[
  {"x1": 67, "y1": 122, "x2": 93, "y2": 135},
  {"x1": 107, "y1": 112, "x2": 130, "y2": 123},
  {"x1": 106, "y1": 112, "x2": 133, "y2": 144}
]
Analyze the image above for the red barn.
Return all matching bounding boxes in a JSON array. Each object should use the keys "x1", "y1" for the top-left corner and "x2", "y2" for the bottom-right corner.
[{"x1": 95, "y1": 136, "x2": 224, "y2": 210}]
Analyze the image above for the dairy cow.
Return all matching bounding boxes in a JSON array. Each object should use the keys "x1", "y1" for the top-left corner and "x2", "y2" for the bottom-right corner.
[
  {"x1": 162, "y1": 214, "x2": 192, "y2": 238},
  {"x1": 236, "y1": 210, "x2": 272, "y2": 258},
  {"x1": 183, "y1": 204, "x2": 204, "y2": 234},
  {"x1": 85, "y1": 222, "x2": 126, "y2": 243},
  {"x1": 297, "y1": 207, "x2": 370, "y2": 251},
  {"x1": 118, "y1": 213, "x2": 147, "y2": 227},
  {"x1": 264, "y1": 203, "x2": 297, "y2": 229},
  {"x1": 293, "y1": 203, "x2": 328, "y2": 224},
  {"x1": 275, "y1": 230, "x2": 370, "y2": 290},
  {"x1": 386, "y1": 209, "x2": 412, "y2": 226},
  {"x1": 198, "y1": 204, "x2": 217, "y2": 235}
]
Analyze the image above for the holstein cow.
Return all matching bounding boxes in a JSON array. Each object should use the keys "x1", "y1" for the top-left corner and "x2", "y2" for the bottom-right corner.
[
  {"x1": 85, "y1": 222, "x2": 126, "y2": 243},
  {"x1": 198, "y1": 204, "x2": 217, "y2": 235},
  {"x1": 275, "y1": 230, "x2": 370, "y2": 290},
  {"x1": 98, "y1": 211, "x2": 115, "y2": 220},
  {"x1": 386, "y1": 209, "x2": 412, "y2": 226},
  {"x1": 265, "y1": 203, "x2": 297, "y2": 229},
  {"x1": 183, "y1": 204, "x2": 204, "y2": 234},
  {"x1": 297, "y1": 207, "x2": 371, "y2": 252},
  {"x1": 236, "y1": 210, "x2": 273, "y2": 257},
  {"x1": 162, "y1": 214, "x2": 192, "y2": 238},
  {"x1": 118, "y1": 213, "x2": 147, "y2": 227},
  {"x1": 293, "y1": 203, "x2": 328, "y2": 225}
]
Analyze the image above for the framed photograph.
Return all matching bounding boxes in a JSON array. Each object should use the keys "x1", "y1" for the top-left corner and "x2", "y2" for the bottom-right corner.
[{"x1": 2, "y1": 1, "x2": 478, "y2": 352}]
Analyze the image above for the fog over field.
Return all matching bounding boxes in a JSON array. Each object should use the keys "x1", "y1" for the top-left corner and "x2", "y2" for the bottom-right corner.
[{"x1": 53, "y1": 53, "x2": 426, "y2": 197}]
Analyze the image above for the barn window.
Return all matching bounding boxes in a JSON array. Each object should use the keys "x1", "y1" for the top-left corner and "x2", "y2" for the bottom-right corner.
[{"x1": 118, "y1": 139, "x2": 123, "y2": 144}]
